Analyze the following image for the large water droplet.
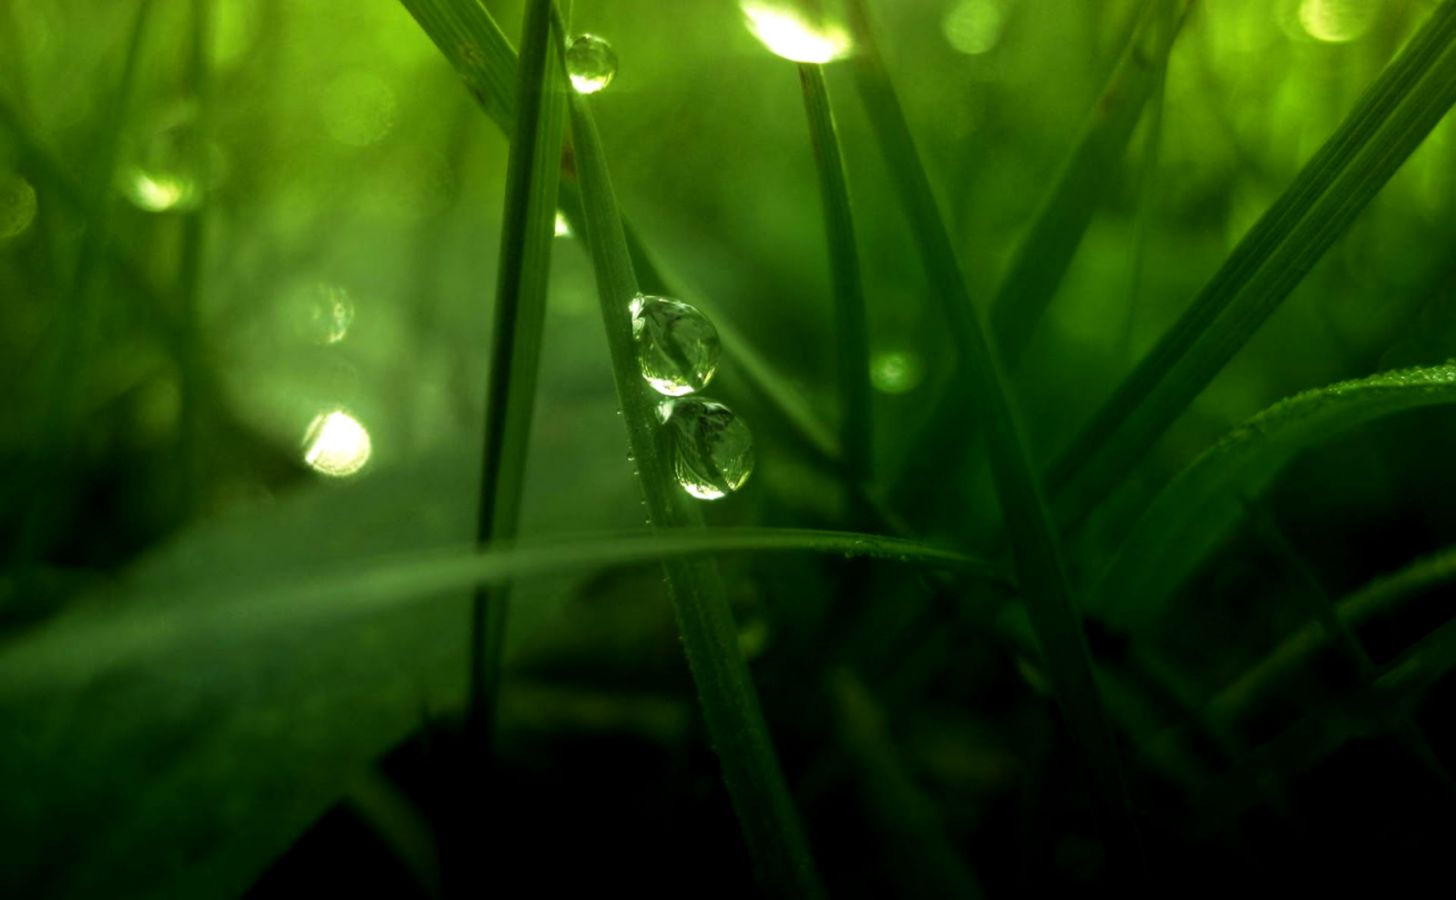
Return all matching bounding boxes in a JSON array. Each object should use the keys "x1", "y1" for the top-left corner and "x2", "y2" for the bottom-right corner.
[
  {"x1": 663, "y1": 397, "x2": 754, "y2": 501},
  {"x1": 566, "y1": 34, "x2": 618, "y2": 95},
  {"x1": 631, "y1": 294, "x2": 721, "y2": 396},
  {"x1": 0, "y1": 172, "x2": 38, "y2": 239}
]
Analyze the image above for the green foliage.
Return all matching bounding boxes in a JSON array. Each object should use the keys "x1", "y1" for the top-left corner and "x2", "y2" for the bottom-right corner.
[{"x1": 5, "y1": 0, "x2": 1456, "y2": 895}]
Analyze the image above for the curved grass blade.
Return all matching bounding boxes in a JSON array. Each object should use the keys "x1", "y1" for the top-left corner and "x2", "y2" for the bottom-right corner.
[
  {"x1": 1194, "y1": 602, "x2": 1456, "y2": 833},
  {"x1": 1048, "y1": 1, "x2": 1456, "y2": 527},
  {"x1": 1088, "y1": 364, "x2": 1456, "y2": 630},
  {"x1": 842, "y1": 0, "x2": 1137, "y2": 867},
  {"x1": 468, "y1": 0, "x2": 567, "y2": 744},
  {"x1": 799, "y1": 63, "x2": 872, "y2": 487},
  {"x1": 0, "y1": 526, "x2": 997, "y2": 694},
  {"x1": 567, "y1": 84, "x2": 825, "y2": 895}
]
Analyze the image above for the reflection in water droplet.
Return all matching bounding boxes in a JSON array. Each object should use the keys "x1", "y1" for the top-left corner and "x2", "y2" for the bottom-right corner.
[
  {"x1": 663, "y1": 397, "x2": 755, "y2": 500},
  {"x1": 554, "y1": 211, "x2": 572, "y2": 237},
  {"x1": 631, "y1": 294, "x2": 721, "y2": 396},
  {"x1": 120, "y1": 111, "x2": 205, "y2": 213},
  {"x1": 0, "y1": 172, "x2": 38, "y2": 239},
  {"x1": 1298, "y1": 0, "x2": 1376, "y2": 43},
  {"x1": 942, "y1": 0, "x2": 1005, "y2": 56},
  {"x1": 741, "y1": 1, "x2": 852, "y2": 63},
  {"x1": 322, "y1": 70, "x2": 398, "y2": 147},
  {"x1": 870, "y1": 350, "x2": 922, "y2": 394},
  {"x1": 566, "y1": 34, "x2": 618, "y2": 95},
  {"x1": 302, "y1": 408, "x2": 372, "y2": 477}
]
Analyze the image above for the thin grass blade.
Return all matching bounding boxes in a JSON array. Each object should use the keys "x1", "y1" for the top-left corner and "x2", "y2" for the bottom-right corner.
[
  {"x1": 469, "y1": 0, "x2": 568, "y2": 737},
  {"x1": 1049, "y1": 1, "x2": 1456, "y2": 526},
  {"x1": 567, "y1": 80, "x2": 825, "y2": 895},
  {"x1": 842, "y1": 0, "x2": 1137, "y2": 867},
  {"x1": 799, "y1": 63, "x2": 872, "y2": 487}
]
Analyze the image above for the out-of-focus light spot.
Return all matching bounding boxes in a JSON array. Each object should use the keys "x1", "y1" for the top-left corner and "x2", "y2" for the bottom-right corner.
[
  {"x1": 303, "y1": 409, "x2": 372, "y2": 477},
  {"x1": 213, "y1": 0, "x2": 261, "y2": 66},
  {"x1": 1298, "y1": 0, "x2": 1376, "y2": 43},
  {"x1": 870, "y1": 350, "x2": 923, "y2": 394},
  {"x1": 123, "y1": 170, "x2": 197, "y2": 212},
  {"x1": 943, "y1": 0, "x2": 1006, "y2": 56},
  {"x1": 554, "y1": 211, "x2": 571, "y2": 237},
  {"x1": 284, "y1": 282, "x2": 355, "y2": 344},
  {"x1": 741, "y1": 1, "x2": 852, "y2": 63},
  {"x1": 0, "y1": 172, "x2": 38, "y2": 239},
  {"x1": 322, "y1": 71, "x2": 397, "y2": 147}
]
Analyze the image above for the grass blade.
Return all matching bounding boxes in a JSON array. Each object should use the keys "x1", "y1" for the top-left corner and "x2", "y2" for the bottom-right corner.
[
  {"x1": 1048, "y1": 1, "x2": 1456, "y2": 526},
  {"x1": 989, "y1": 0, "x2": 1189, "y2": 368},
  {"x1": 799, "y1": 62, "x2": 872, "y2": 487},
  {"x1": 567, "y1": 79, "x2": 825, "y2": 896},
  {"x1": 891, "y1": 0, "x2": 1188, "y2": 508},
  {"x1": 843, "y1": 0, "x2": 1137, "y2": 867},
  {"x1": 399, "y1": 0, "x2": 849, "y2": 479},
  {"x1": 468, "y1": 0, "x2": 567, "y2": 742},
  {"x1": 1088, "y1": 363, "x2": 1456, "y2": 629},
  {"x1": 0, "y1": 526, "x2": 998, "y2": 696}
]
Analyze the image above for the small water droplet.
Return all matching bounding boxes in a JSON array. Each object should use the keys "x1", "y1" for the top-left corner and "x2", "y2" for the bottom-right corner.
[
  {"x1": 662, "y1": 397, "x2": 754, "y2": 501},
  {"x1": 119, "y1": 108, "x2": 210, "y2": 213},
  {"x1": 0, "y1": 172, "x2": 38, "y2": 239},
  {"x1": 566, "y1": 34, "x2": 618, "y2": 95},
  {"x1": 741, "y1": 1, "x2": 853, "y2": 63},
  {"x1": 630, "y1": 294, "x2": 721, "y2": 396}
]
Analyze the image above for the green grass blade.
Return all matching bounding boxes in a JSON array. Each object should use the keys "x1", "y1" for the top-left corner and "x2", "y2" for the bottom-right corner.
[
  {"x1": 989, "y1": 0, "x2": 1189, "y2": 368},
  {"x1": 1048, "y1": 1, "x2": 1456, "y2": 525},
  {"x1": 890, "y1": 0, "x2": 1186, "y2": 509},
  {"x1": 399, "y1": 0, "x2": 848, "y2": 480},
  {"x1": 798, "y1": 63, "x2": 872, "y2": 487},
  {"x1": 1087, "y1": 363, "x2": 1456, "y2": 630},
  {"x1": 567, "y1": 87, "x2": 825, "y2": 896},
  {"x1": 843, "y1": 0, "x2": 1137, "y2": 865},
  {"x1": 15, "y1": 0, "x2": 155, "y2": 561},
  {"x1": 468, "y1": 0, "x2": 567, "y2": 741},
  {"x1": 398, "y1": 0, "x2": 516, "y2": 132}
]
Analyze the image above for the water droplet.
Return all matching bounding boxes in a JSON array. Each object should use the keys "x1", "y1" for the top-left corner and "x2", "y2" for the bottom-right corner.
[
  {"x1": 566, "y1": 34, "x2": 618, "y2": 95},
  {"x1": 119, "y1": 109, "x2": 208, "y2": 213},
  {"x1": 662, "y1": 397, "x2": 754, "y2": 501},
  {"x1": 554, "y1": 211, "x2": 572, "y2": 237},
  {"x1": 630, "y1": 294, "x2": 721, "y2": 396},
  {"x1": 0, "y1": 172, "x2": 38, "y2": 239},
  {"x1": 741, "y1": 1, "x2": 852, "y2": 63},
  {"x1": 870, "y1": 350, "x2": 923, "y2": 394},
  {"x1": 302, "y1": 408, "x2": 372, "y2": 477},
  {"x1": 282, "y1": 281, "x2": 355, "y2": 344}
]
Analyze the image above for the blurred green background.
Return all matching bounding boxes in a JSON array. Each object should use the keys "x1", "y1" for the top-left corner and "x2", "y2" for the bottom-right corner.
[{"x1": 3, "y1": 0, "x2": 1456, "y2": 896}]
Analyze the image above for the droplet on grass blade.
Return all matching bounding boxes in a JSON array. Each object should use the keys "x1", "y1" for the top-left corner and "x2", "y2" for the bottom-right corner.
[
  {"x1": 566, "y1": 34, "x2": 618, "y2": 95},
  {"x1": 302, "y1": 408, "x2": 372, "y2": 477},
  {"x1": 663, "y1": 397, "x2": 755, "y2": 501},
  {"x1": 119, "y1": 109, "x2": 214, "y2": 213},
  {"x1": 1298, "y1": 0, "x2": 1376, "y2": 44},
  {"x1": 0, "y1": 172, "x2": 38, "y2": 239},
  {"x1": 741, "y1": 0, "x2": 852, "y2": 63},
  {"x1": 870, "y1": 350, "x2": 922, "y2": 394},
  {"x1": 630, "y1": 294, "x2": 721, "y2": 396}
]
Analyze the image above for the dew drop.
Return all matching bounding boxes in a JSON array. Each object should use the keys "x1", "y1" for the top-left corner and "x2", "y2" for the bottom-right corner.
[
  {"x1": 741, "y1": 1, "x2": 852, "y2": 63},
  {"x1": 302, "y1": 408, "x2": 372, "y2": 477},
  {"x1": 870, "y1": 350, "x2": 922, "y2": 395},
  {"x1": 0, "y1": 172, "x2": 38, "y2": 239},
  {"x1": 566, "y1": 34, "x2": 618, "y2": 95},
  {"x1": 630, "y1": 294, "x2": 721, "y2": 396},
  {"x1": 662, "y1": 397, "x2": 755, "y2": 501},
  {"x1": 119, "y1": 109, "x2": 213, "y2": 213}
]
